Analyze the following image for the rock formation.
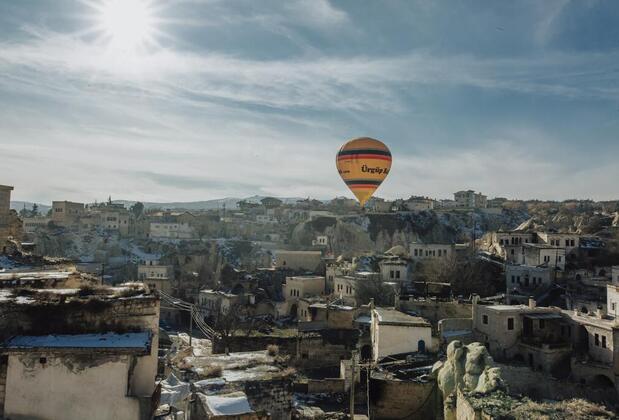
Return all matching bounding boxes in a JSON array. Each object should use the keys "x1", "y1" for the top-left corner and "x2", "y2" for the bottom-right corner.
[{"x1": 432, "y1": 341, "x2": 506, "y2": 420}]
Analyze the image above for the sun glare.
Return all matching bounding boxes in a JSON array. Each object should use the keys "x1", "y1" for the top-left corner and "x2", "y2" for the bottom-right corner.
[{"x1": 98, "y1": 0, "x2": 155, "y2": 51}]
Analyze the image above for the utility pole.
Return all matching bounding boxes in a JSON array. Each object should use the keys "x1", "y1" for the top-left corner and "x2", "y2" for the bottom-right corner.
[
  {"x1": 189, "y1": 306, "x2": 193, "y2": 346},
  {"x1": 349, "y1": 350, "x2": 357, "y2": 419}
]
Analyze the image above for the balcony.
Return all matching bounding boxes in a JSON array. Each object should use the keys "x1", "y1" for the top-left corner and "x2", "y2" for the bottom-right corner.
[{"x1": 520, "y1": 336, "x2": 571, "y2": 350}]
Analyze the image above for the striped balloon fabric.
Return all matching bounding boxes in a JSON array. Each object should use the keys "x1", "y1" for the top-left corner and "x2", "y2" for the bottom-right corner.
[{"x1": 336, "y1": 137, "x2": 392, "y2": 207}]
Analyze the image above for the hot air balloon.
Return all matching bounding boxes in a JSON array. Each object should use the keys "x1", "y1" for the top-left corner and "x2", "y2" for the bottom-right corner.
[{"x1": 336, "y1": 137, "x2": 392, "y2": 207}]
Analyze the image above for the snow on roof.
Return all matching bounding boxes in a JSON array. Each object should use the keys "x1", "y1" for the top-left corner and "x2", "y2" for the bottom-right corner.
[
  {"x1": 160, "y1": 373, "x2": 191, "y2": 408},
  {"x1": 355, "y1": 315, "x2": 371, "y2": 324},
  {"x1": 0, "y1": 270, "x2": 72, "y2": 281},
  {"x1": 203, "y1": 392, "x2": 253, "y2": 416},
  {"x1": 4, "y1": 332, "x2": 152, "y2": 351},
  {"x1": 0, "y1": 290, "x2": 34, "y2": 304}
]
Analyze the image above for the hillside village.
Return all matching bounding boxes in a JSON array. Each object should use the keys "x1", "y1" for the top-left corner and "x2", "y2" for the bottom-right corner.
[{"x1": 2, "y1": 183, "x2": 619, "y2": 419}]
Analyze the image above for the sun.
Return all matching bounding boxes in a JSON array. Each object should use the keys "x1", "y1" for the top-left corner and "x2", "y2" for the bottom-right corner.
[{"x1": 97, "y1": 0, "x2": 156, "y2": 51}]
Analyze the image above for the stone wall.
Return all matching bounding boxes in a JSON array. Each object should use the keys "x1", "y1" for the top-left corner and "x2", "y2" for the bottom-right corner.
[
  {"x1": 455, "y1": 389, "x2": 494, "y2": 420},
  {"x1": 0, "y1": 296, "x2": 159, "y2": 340},
  {"x1": 244, "y1": 378, "x2": 293, "y2": 420},
  {"x1": 307, "y1": 378, "x2": 345, "y2": 394},
  {"x1": 399, "y1": 300, "x2": 472, "y2": 332},
  {"x1": 370, "y1": 377, "x2": 438, "y2": 420},
  {"x1": 213, "y1": 335, "x2": 297, "y2": 355},
  {"x1": 213, "y1": 330, "x2": 359, "y2": 370},
  {"x1": 498, "y1": 362, "x2": 617, "y2": 405}
]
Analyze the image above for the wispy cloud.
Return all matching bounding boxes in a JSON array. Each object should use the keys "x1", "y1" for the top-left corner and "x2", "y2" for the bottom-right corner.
[
  {"x1": 2, "y1": 27, "x2": 618, "y2": 118},
  {"x1": 1, "y1": 1, "x2": 618, "y2": 203}
]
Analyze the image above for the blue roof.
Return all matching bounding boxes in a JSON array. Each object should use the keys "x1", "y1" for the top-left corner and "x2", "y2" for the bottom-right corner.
[{"x1": 4, "y1": 332, "x2": 151, "y2": 351}]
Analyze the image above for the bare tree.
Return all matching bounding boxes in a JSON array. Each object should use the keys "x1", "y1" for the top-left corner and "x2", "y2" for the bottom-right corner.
[{"x1": 355, "y1": 277, "x2": 396, "y2": 306}]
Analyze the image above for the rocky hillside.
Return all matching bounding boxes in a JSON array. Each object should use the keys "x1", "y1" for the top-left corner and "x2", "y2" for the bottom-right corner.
[{"x1": 291, "y1": 209, "x2": 529, "y2": 255}]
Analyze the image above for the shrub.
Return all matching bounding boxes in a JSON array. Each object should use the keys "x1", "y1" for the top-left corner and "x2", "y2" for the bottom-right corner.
[
  {"x1": 204, "y1": 364, "x2": 223, "y2": 378},
  {"x1": 267, "y1": 344, "x2": 279, "y2": 356}
]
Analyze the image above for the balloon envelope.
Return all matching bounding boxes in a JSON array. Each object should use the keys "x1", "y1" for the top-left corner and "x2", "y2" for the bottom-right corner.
[{"x1": 336, "y1": 137, "x2": 392, "y2": 207}]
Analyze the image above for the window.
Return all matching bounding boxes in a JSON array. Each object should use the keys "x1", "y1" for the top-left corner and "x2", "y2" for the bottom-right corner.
[
  {"x1": 511, "y1": 276, "x2": 515, "y2": 284},
  {"x1": 482, "y1": 314, "x2": 488, "y2": 325},
  {"x1": 602, "y1": 336, "x2": 607, "y2": 349},
  {"x1": 595, "y1": 334, "x2": 600, "y2": 346},
  {"x1": 612, "y1": 303, "x2": 616, "y2": 312},
  {"x1": 507, "y1": 318, "x2": 514, "y2": 330},
  {"x1": 390, "y1": 270, "x2": 394, "y2": 279},
  {"x1": 395, "y1": 271, "x2": 400, "y2": 279}
]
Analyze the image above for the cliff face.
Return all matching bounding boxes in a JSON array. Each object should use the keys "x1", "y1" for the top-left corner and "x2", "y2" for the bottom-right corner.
[{"x1": 291, "y1": 210, "x2": 529, "y2": 255}]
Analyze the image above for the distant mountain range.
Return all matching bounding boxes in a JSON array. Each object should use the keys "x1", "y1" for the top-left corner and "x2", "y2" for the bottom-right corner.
[
  {"x1": 10, "y1": 196, "x2": 308, "y2": 213},
  {"x1": 112, "y1": 196, "x2": 308, "y2": 210},
  {"x1": 10, "y1": 201, "x2": 52, "y2": 214}
]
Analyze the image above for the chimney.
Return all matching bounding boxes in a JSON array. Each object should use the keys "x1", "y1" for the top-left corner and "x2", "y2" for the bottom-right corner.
[
  {"x1": 528, "y1": 298, "x2": 536, "y2": 309},
  {"x1": 471, "y1": 294, "x2": 480, "y2": 323}
]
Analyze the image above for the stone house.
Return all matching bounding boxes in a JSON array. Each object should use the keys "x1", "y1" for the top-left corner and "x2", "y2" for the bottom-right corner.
[
  {"x1": 99, "y1": 206, "x2": 134, "y2": 236},
  {"x1": 409, "y1": 242, "x2": 454, "y2": 261},
  {"x1": 150, "y1": 221, "x2": 194, "y2": 240},
  {"x1": 537, "y1": 232, "x2": 580, "y2": 253},
  {"x1": 378, "y1": 256, "x2": 412, "y2": 287},
  {"x1": 472, "y1": 301, "x2": 572, "y2": 375},
  {"x1": 198, "y1": 289, "x2": 244, "y2": 317},
  {"x1": 473, "y1": 299, "x2": 619, "y2": 396},
  {"x1": 51, "y1": 200, "x2": 85, "y2": 228},
  {"x1": 0, "y1": 284, "x2": 160, "y2": 420},
  {"x1": 522, "y1": 243, "x2": 566, "y2": 270},
  {"x1": 325, "y1": 259, "x2": 354, "y2": 295},
  {"x1": 0, "y1": 185, "x2": 22, "y2": 246},
  {"x1": 273, "y1": 250, "x2": 322, "y2": 272},
  {"x1": 401, "y1": 196, "x2": 435, "y2": 211},
  {"x1": 371, "y1": 307, "x2": 433, "y2": 361},
  {"x1": 505, "y1": 264, "x2": 553, "y2": 304},
  {"x1": 454, "y1": 190, "x2": 487, "y2": 208},
  {"x1": 138, "y1": 259, "x2": 174, "y2": 295},
  {"x1": 283, "y1": 275, "x2": 325, "y2": 317}
]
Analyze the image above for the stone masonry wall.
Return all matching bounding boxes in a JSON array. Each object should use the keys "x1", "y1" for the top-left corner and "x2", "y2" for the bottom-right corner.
[
  {"x1": 370, "y1": 377, "x2": 438, "y2": 420},
  {"x1": 244, "y1": 378, "x2": 293, "y2": 420}
]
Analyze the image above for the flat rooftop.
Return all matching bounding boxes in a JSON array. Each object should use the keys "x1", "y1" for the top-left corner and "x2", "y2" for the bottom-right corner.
[
  {"x1": 374, "y1": 308, "x2": 430, "y2": 327},
  {"x1": 3, "y1": 331, "x2": 151, "y2": 352}
]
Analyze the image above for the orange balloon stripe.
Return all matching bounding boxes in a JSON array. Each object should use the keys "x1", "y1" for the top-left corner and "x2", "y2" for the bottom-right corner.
[{"x1": 337, "y1": 154, "x2": 392, "y2": 161}]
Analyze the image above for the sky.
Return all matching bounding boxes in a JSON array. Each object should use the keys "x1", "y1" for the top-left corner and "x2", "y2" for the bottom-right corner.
[{"x1": 1, "y1": 0, "x2": 619, "y2": 204}]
